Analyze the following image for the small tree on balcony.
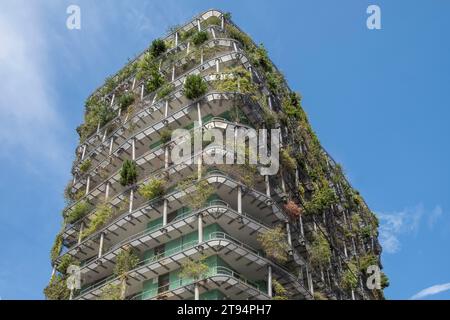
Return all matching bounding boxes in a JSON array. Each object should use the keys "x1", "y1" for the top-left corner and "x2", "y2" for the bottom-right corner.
[
  {"x1": 179, "y1": 255, "x2": 209, "y2": 281},
  {"x1": 119, "y1": 160, "x2": 138, "y2": 186},
  {"x1": 149, "y1": 39, "x2": 167, "y2": 58},
  {"x1": 192, "y1": 31, "x2": 209, "y2": 46},
  {"x1": 257, "y1": 225, "x2": 289, "y2": 264},
  {"x1": 114, "y1": 246, "x2": 140, "y2": 299},
  {"x1": 146, "y1": 66, "x2": 166, "y2": 94},
  {"x1": 184, "y1": 74, "x2": 208, "y2": 100},
  {"x1": 82, "y1": 203, "x2": 113, "y2": 239},
  {"x1": 138, "y1": 178, "x2": 165, "y2": 201},
  {"x1": 284, "y1": 200, "x2": 302, "y2": 219}
]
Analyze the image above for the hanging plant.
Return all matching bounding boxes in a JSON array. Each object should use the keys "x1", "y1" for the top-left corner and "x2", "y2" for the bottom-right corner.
[
  {"x1": 184, "y1": 74, "x2": 208, "y2": 100},
  {"x1": 257, "y1": 225, "x2": 289, "y2": 264},
  {"x1": 43, "y1": 275, "x2": 70, "y2": 300},
  {"x1": 280, "y1": 148, "x2": 297, "y2": 172},
  {"x1": 50, "y1": 233, "x2": 63, "y2": 262},
  {"x1": 341, "y1": 261, "x2": 359, "y2": 291},
  {"x1": 119, "y1": 160, "x2": 138, "y2": 186},
  {"x1": 272, "y1": 279, "x2": 289, "y2": 300},
  {"x1": 309, "y1": 231, "x2": 331, "y2": 267},
  {"x1": 304, "y1": 185, "x2": 337, "y2": 215},
  {"x1": 82, "y1": 203, "x2": 113, "y2": 239},
  {"x1": 56, "y1": 255, "x2": 80, "y2": 274}
]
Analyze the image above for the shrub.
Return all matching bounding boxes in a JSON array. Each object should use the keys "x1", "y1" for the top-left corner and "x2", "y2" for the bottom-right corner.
[
  {"x1": 146, "y1": 67, "x2": 166, "y2": 94},
  {"x1": 138, "y1": 179, "x2": 165, "y2": 201},
  {"x1": 304, "y1": 185, "x2": 337, "y2": 215},
  {"x1": 192, "y1": 31, "x2": 209, "y2": 46},
  {"x1": 359, "y1": 254, "x2": 378, "y2": 274},
  {"x1": 99, "y1": 284, "x2": 122, "y2": 300},
  {"x1": 178, "y1": 179, "x2": 214, "y2": 210},
  {"x1": 160, "y1": 128, "x2": 173, "y2": 144},
  {"x1": 79, "y1": 159, "x2": 91, "y2": 173},
  {"x1": 341, "y1": 261, "x2": 359, "y2": 291},
  {"x1": 280, "y1": 148, "x2": 296, "y2": 172},
  {"x1": 380, "y1": 272, "x2": 389, "y2": 289},
  {"x1": 66, "y1": 201, "x2": 90, "y2": 224},
  {"x1": 82, "y1": 204, "x2": 113, "y2": 238},
  {"x1": 179, "y1": 256, "x2": 209, "y2": 280},
  {"x1": 114, "y1": 247, "x2": 140, "y2": 277},
  {"x1": 257, "y1": 225, "x2": 290, "y2": 264},
  {"x1": 57, "y1": 255, "x2": 79, "y2": 275},
  {"x1": 184, "y1": 74, "x2": 208, "y2": 100},
  {"x1": 225, "y1": 24, "x2": 253, "y2": 51},
  {"x1": 252, "y1": 44, "x2": 272, "y2": 73},
  {"x1": 149, "y1": 39, "x2": 167, "y2": 58},
  {"x1": 284, "y1": 201, "x2": 302, "y2": 219},
  {"x1": 272, "y1": 279, "x2": 289, "y2": 300},
  {"x1": 156, "y1": 83, "x2": 174, "y2": 100},
  {"x1": 309, "y1": 232, "x2": 331, "y2": 267},
  {"x1": 44, "y1": 275, "x2": 70, "y2": 300},
  {"x1": 136, "y1": 52, "x2": 155, "y2": 80},
  {"x1": 118, "y1": 93, "x2": 135, "y2": 111},
  {"x1": 119, "y1": 160, "x2": 138, "y2": 186},
  {"x1": 213, "y1": 66, "x2": 255, "y2": 94}
]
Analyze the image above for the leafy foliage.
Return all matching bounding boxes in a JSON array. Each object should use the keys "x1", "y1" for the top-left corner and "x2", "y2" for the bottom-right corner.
[
  {"x1": 213, "y1": 66, "x2": 255, "y2": 94},
  {"x1": 44, "y1": 275, "x2": 70, "y2": 300},
  {"x1": 138, "y1": 178, "x2": 165, "y2": 201},
  {"x1": 146, "y1": 66, "x2": 166, "y2": 94},
  {"x1": 119, "y1": 160, "x2": 138, "y2": 186},
  {"x1": 341, "y1": 261, "x2": 359, "y2": 291},
  {"x1": 156, "y1": 83, "x2": 174, "y2": 100},
  {"x1": 309, "y1": 232, "x2": 331, "y2": 266},
  {"x1": 257, "y1": 225, "x2": 289, "y2": 264},
  {"x1": 184, "y1": 74, "x2": 208, "y2": 100},
  {"x1": 57, "y1": 255, "x2": 79, "y2": 275},
  {"x1": 79, "y1": 159, "x2": 91, "y2": 173},
  {"x1": 114, "y1": 247, "x2": 140, "y2": 277},
  {"x1": 280, "y1": 148, "x2": 297, "y2": 172},
  {"x1": 304, "y1": 185, "x2": 337, "y2": 215},
  {"x1": 178, "y1": 179, "x2": 214, "y2": 210},
  {"x1": 50, "y1": 233, "x2": 63, "y2": 262},
  {"x1": 118, "y1": 93, "x2": 135, "y2": 112},
  {"x1": 284, "y1": 200, "x2": 302, "y2": 219},
  {"x1": 149, "y1": 39, "x2": 167, "y2": 58},
  {"x1": 99, "y1": 283, "x2": 122, "y2": 300},
  {"x1": 179, "y1": 256, "x2": 209, "y2": 280},
  {"x1": 159, "y1": 128, "x2": 173, "y2": 144},
  {"x1": 192, "y1": 31, "x2": 209, "y2": 46},
  {"x1": 82, "y1": 203, "x2": 113, "y2": 239},
  {"x1": 272, "y1": 279, "x2": 289, "y2": 300},
  {"x1": 66, "y1": 201, "x2": 90, "y2": 224}
]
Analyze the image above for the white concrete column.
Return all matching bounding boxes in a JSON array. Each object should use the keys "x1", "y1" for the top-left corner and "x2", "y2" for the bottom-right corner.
[
  {"x1": 197, "y1": 19, "x2": 201, "y2": 31},
  {"x1": 98, "y1": 232, "x2": 104, "y2": 258},
  {"x1": 175, "y1": 32, "x2": 179, "y2": 46},
  {"x1": 233, "y1": 42, "x2": 238, "y2": 52},
  {"x1": 299, "y1": 215, "x2": 305, "y2": 237},
  {"x1": 286, "y1": 221, "x2": 292, "y2": 249},
  {"x1": 162, "y1": 199, "x2": 168, "y2": 227},
  {"x1": 198, "y1": 214, "x2": 203, "y2": 244},
  {"x1": 131, "y1": 138, "x2": 136, "y2": 161},
  {"x1": 267, "y1": 265, "x2": 272, "y2": 298},
  {"x1": 200, "y1": 50, "x2": 204, "y2": 64},
  {"x1": 268, "y1": 96, "x2": 272, "y2": 111},
  {"x1": 109, "y1": 137, "x2": 114, "y2": 155},
  {"x1": 51, "y1": 266, "x2": 56, "y2": 279},
  {"x1": 265, "y1": 175, "x2": 271, "y2": 198},
  {"x1": 211, "y1": 28, "x2": 216, "y2": 39},
  {"x1": 102, "y1": 129, "x2": 108, "y2": 143},
  {"x1": 237, "y1": 186, "x2": 242, "y2": 214},
  {"x1": 85, "y1": 176, "x2": 90, "y2": 196},
  {"x1": 164, "y1": 146, "x2": 169, "y2": 169},
  {"x1": 81, "y1": 145, "x2": 86, "y2": 160},
  {"x1": 78, "y1": 222, "x2": 84, "y2": 245},
  {"x1": 164, "y1": 100, "x2": 169, "y2": 117},
  {"x1": 172, "y1": 66, "x2": 175, "y2": 82},
  {"x1": 306, "y1": 265, "x2": 314, "y2": 295},
  {"x1": 105, "y1": 182, "x2": 110, "y2": 201},
  {"x1": 221, "y1": 15, "x2": 225, "y2": 30},
  {"x1": 197, "y1": 102, "x2": 202, "y2": 126},
  {"x1": 215, "y1": 59, "x2": 220, "y2": 73},
  {"x1": 69, "y1": 289, "x2": 74, "y2": 300},
  {"x1": 96, "y1": 121, "x2": 101, "y2": 135},
  {"x1": 281, "y1": 175, "x2": 286, "y2": 194},
  {"x1": 194, "y1": 283, "x2": 200, "y2": 300},
  {"x1": 187, "y1": 42, "x2": 190, "y2": 54},
  {"x1": 111, "y1": 94, "x2": 115, "y2": 106},
  {"x1": 351, "y1": 289, "x2": 355, "y2": 300},
  {"x1": 129, "y1": 189, "x2": 134, "y2": 213},
  {"x1": 295, "y1": 168, "x2": 299, "y2": 186},
  {"x1": 197, "y1": 155, "x2": 202, "y2": 181},
  {"x1": 132, "y1": 77, "x2": 136, "y2": 90},
  {"x1": 344, "y1": 241, "x2": 348, "y2": 258},
  {"x1": 140, "y1": 84, "x2": 144, "y2": 100}
]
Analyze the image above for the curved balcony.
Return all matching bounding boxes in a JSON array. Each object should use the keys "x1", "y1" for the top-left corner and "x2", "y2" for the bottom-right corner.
[
  {"x1": 74, "y1": 43, "x2": 249, "y2": 171},
  {"x1": 78, "y1": 34, "x2": 241, "y2": 153}
]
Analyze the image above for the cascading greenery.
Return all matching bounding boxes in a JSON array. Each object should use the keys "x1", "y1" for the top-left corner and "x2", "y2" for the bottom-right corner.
[
  {"x1": 138, "y1": 178, "x2": 165, "y2": 201},
  {"x1": 65, "y1": 200, "x2": 90, "y2": 224},
  {"x1": 257, "y1": 225, "x2": 290, "y2": 264},
  {"x1": 114, "y1": 247, "x2": 140, "y2": 299}
]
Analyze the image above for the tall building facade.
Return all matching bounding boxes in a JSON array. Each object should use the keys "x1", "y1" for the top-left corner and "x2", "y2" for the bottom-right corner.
[{"x1": 45, "y1": 9, "x2": 388, "y2": 300}]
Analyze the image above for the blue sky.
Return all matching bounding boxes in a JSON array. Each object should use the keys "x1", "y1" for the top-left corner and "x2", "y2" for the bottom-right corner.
[{"x1": 0, "y1": 0, "x2": 449, "y2": 300}]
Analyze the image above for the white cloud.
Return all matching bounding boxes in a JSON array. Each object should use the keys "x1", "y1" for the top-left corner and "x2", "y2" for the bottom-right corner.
[
  {"x1": 0, "y1": 1, "x2": 66, "y2": 170},
  {"x1": 377, "y1": 204, "x2": 443, "y2": 254},
  {"x1": 410, "y1": 282, "x2": 450, "y2": 300}
]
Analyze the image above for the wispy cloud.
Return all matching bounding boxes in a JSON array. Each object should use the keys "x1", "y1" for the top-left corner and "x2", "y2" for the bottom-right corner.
[
  {"x1": 0, "y1": 1, "x2": 66, "y2": 172},
  {"x1": 377, "y1": 204, "x2": 443, "y2": 254},
  {"x1": 410, "y1": 282, "x2": 450, "y2": 300}
]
